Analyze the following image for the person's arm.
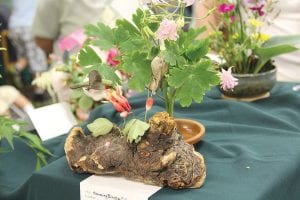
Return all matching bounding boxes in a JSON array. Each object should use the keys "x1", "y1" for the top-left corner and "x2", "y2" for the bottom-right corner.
[
  {"x1": 35, "y1": 37, "x2": 54, "y2": 56},
  {"x1": 192, "y1": 0, "x2": 220, "y2": 38}
]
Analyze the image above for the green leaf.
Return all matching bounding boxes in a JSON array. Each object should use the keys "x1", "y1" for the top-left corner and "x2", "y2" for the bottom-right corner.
[
  {"x1": 96, "y1": 64, "x2": 121, "y2": 85},
  {"x1": 119, "y1": 37, "x2": 145, "y2": 53},
  {"x1": 2, "y1": 128, "x2": 14, "y2": 149},
  {"x1": 78, "y1": 45, "x2": 102, "y2": 66},
  {"x1": 253, "y1": 34, "x2": 300, "y2": 73},
  {"x1": 79, "y1": 95, "x2": 94, "y2": 111},
  {"x1": 70, "y1": 89, "x2": 84, "y2": 100},
  {"x1": 161, "y1": 50, "x2": 177, "y2": 66},
  {"x1": 132, "y1": 9, "x2": 145, "y2": 30},
  {"x1": 87, "y1": 118, "x2": 114, "y2": 137},
  {"x1": 168, "y1": 59, "x2": 220, "y2": 107},
  {"x1": 178, "y1": 26, "x2": 207, "y2": 50},
  {"x1": 123, "y1": 119, "x2": 150, "y2": 143},
  {"x1": 85, "y1": 23, "x2": 115, "y2": 50},
  {"x1": 116, "y1": 19, "x2": 140, "y2": 36},
  {"x1": 262, "y1": 34, "x2": 300, "y2": 47},
  {"x1": 186, "y1": 38, "x2": 210, "y2": 62},
  {"x1": 121, "y1": 52, "x2": 152, "y2": 91},
  {"x1": 19, "y1": 131, "x2": 53, "y2": 156}
]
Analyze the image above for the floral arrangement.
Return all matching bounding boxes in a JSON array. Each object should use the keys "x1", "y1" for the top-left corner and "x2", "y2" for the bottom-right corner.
[
  {"x1": 32, "y1": 31, "x2": 130, "y2": 121},
  {"x1": 76, "y1": 0, "x2": 237, "y2": 120},
  {"x1": 209, "y1": 0, "x2": 300, "y2": 74}
]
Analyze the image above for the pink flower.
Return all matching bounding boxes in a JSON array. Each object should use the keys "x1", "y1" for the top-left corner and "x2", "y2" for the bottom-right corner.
[
  {"x1": 146, "y1": 97, "x2": 154, "y2": 111},
  {"x1": 155, "y1": 19, "x2": 178, "y2": 41},
  {"x1": 218, "y1": 3, "x2": 236, "y2": 13},
  {"x1": 107, "y1": 88, "x2": 131, "y2": 114},
  {"x1": 58, "y1": 29, "x2": 86, "y2": 52},
  {"x1": 107, "y1": 48, "x2": 120, "y2": 66},
  {"x1": 184, "y1": 0, "x2": 195, "y2": 7},
  {"x1": 230, "y1": 15, "x2": 235, "y2": 22},
  {"x1": 220, "y1": 67, "x2": 238, "y2": 91}
]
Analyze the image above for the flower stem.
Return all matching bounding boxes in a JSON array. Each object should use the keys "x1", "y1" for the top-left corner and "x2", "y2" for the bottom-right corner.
[{"x1": 162, "y1": 78, "x2": 175, "y2": 116}]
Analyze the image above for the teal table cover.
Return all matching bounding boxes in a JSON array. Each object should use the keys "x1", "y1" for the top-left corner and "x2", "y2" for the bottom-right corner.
[{"x1": 1, "y1": 82, "x2": 300, "y2": 200}]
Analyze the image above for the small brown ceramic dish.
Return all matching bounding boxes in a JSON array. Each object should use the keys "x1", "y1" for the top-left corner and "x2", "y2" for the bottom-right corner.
[{"x1": 175, "y1": 118, "x2": 205, "y2": 145}]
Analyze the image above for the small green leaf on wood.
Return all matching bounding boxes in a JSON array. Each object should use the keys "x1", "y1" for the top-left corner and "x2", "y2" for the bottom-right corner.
[
  {"x1": 78, "y1": 95, "x2": 94, "y2": 111},
  {"x1": 123, "y1": 119, "x2": 150, "y2": 143},
  {"x1": 87, "y1": 118, "x2": 114, "y2": 137}
]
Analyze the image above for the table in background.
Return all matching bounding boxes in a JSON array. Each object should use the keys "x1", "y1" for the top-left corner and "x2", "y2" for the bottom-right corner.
[{"x1": 1, "y1": 82, "x2": 300, "y2": 200}]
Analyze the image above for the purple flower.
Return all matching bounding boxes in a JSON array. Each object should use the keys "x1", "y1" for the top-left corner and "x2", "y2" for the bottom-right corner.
[
  {"x1": 249, "y1": 4, "x2": 265, "y2": 16},
  {"x1": 218, "y1": 3, "x2": 236, "y2": 13},
  {"x1": 155, "y1": 19, "x2": 178, "y2": 41},
  {"x1": 220, "y1": 67, "x2": 238, "y2": 91}
]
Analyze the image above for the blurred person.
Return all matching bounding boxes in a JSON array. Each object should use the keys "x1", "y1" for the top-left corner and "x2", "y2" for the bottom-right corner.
[
  {"x1": 8, "y1": 0, "x2": 48, "y2": 74},
  {"x1": 261, "y1": 0, "x2": 300, "y2": 82},
  {"x1": 0, "y1": 85, "x2": 34, "y2": 116},
  {"x1": 192, "y1": 0, "x2": 300, "y2": 82},
  {"x1": 32, "y1": 0, "x2": 139, "y2": 56}
]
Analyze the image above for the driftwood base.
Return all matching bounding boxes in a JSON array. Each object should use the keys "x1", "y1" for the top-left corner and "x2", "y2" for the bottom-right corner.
[{"x1": 64, "y1": 112, "x2": 206, "y2": 189}]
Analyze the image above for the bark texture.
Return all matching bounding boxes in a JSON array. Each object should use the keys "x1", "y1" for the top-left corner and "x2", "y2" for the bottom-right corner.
[{"x1": 64, "y1": 112, "x2": 206, "y2": 189}]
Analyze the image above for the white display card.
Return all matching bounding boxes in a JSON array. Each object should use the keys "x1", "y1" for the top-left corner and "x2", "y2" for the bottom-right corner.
[
  {"x1": 28, "y1": 102, "x2": 77, "y2": 141},
  {"x1": 80, "y1": 175, "x2": 162, "y2": 200}
]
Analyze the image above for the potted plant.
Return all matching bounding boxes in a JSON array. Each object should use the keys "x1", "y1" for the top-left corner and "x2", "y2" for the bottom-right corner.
[
  {"x1": 209, "y1": 0, "x2": 300, "y2": 100},
  {"x1": 64, "y1": 0, "x2": 238, "y2": 189}
]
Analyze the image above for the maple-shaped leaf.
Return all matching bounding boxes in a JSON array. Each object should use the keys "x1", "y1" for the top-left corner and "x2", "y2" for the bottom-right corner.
[
  {"x1": 123, "y1": 119, "x2": 150, "y2": 143},
  {"x1": 178, "y1": 26, "x2": 207, "y2": 50},
  {"x1": 168, "y1": 59, "x2": 220, "y2": 107},
  {"x1": 120, "y1": 52, "x2": 152, "y2": 91},
  {"x1": 84, "y1": 23, "x2": 115, "y2": 50},
  {"x1": 186, "y1": 38, "x2": 210, "y2": 62},
  {"x1": 115, "y1": 19, "x2": 140, "y2": 36},
  {"x1": 78, "y1": 45, "x2": 102, "y2": 66}
]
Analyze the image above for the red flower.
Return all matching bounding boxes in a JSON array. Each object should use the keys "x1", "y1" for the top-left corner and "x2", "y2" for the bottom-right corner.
[
  {"x1": 146, "y1": 97, "x2": 154, "y2": 111},
  {"x1": 107, "y1": 48, "x2": 120, "y2": 66},
  {"x1": 107, "y1": 88, "x2": 131, "y2": 115},
  {"x1": 218, "y1": 3, "x2": 235, "y2": 13}
]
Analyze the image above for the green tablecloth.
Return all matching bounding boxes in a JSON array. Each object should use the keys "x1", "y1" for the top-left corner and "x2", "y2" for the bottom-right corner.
[{"x1": 1, "y1": 82, "x2": 300, "y2": 200}]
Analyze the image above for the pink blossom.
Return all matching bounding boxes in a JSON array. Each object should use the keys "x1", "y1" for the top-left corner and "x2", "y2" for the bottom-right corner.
[
  {"x1": 106, "y1": 48, "x2": 120, "y2": 66},
  {"x1": 145, "y1": 97, "x2": 154, "y2": 111},
  {"x1": 58, "y1": 29, "x2": 86, "y2": 52},
  {"x1": 156, "y1": 19, "x2": 178, "y2": 41},
  {"x1": 230, "y1": 15, "x2": 235, "y2": 22},
  {"x1": 220, "y1": 67, "x2": 238, "y2": 91},
  {"x1": 120, "y1": 111, "x2": 129, "y2": 118},
  {"x1": 218, "y1": 3, "x2": 236, "y2": 13},
  {"x1": 184, "y1": 0, "x2": 195, "y2": 7}
]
